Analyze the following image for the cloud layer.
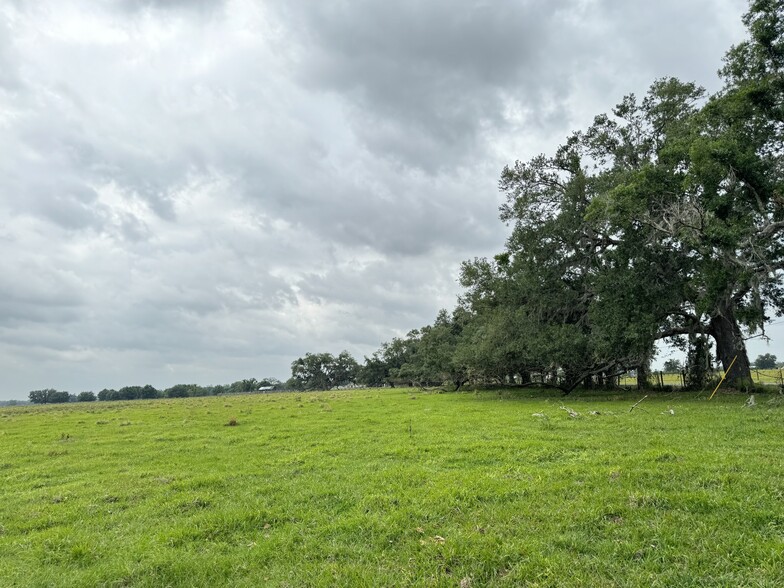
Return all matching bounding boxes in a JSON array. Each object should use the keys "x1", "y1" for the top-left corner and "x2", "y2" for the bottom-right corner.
[{"x1": 1, "y1": 0, "x2": 761, "y2": 398}]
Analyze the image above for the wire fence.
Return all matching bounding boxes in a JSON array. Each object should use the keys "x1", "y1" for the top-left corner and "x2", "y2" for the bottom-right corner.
[{"x1": 618, "y1": 368, "x2": 784, "y2": 388}]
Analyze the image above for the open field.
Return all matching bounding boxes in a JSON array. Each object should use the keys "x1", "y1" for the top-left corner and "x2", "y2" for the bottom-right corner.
[{"x1": 1, "y1": 389, "x2": 782, "y2": 587}]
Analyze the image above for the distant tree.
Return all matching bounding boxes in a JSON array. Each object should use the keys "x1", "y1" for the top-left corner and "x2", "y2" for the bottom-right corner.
[
  {"x1": 663, "y1": 359, "x2": 684, "y2": 373},
  {"x1": 117, "y1": 386, "x2": 142, "y2": 400},
  {"x1": 358, "y1": 352, "x2": 388, "y2": 387},
  {"x1": 165, "y1": 384, "x2": 191, "y2": 398},
  {"x1": 370, "y1": 335, "x2": 421, "y2": 387},
  {"x1": 258, "y1": 378, "x2": 282, "y2": 389},
  {"x1": 29, "y1": 389, "x2": 55, "y2": 404},
  {"x1": 754, "y1": 353, "x2": 778, "y2": 369},
  {"x1": 77, "y1": 391, "x2": 96, "y2": 402},
  {"x1": 291, "y1": 353, "x2": 333, "y2": 391},
  {"x1": 331, "y1": 351, "x2": 360, "y2": 388},
  {"x1": 140, "y1": 385, "x2": 160, "y2": 399},
  {"x1": 28, "y1": 389, "x2": 70, "y2": 404},
  {"x1": 51, "y1": 390, "x2": 71, "y2": 403},
  {"x1": 50, "y1": 390, "x2": 70, "y2": 403},
  {"x1": 290, "y1": 351, "x2": 359, "y2": 390},
  {"x1": 118, "y1": 385, "x2": 158, "y2": 400},
  {"x1": 228, "y1": 378, "x2": 260, "y2": 394},
  {"x1": 97, "y1": 388, "x2": 117, "y2": 401}
]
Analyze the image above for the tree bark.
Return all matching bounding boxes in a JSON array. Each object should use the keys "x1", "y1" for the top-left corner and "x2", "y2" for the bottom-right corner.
[{"x1": 709, "y1": 300, "x2": 753, "y2": 387}]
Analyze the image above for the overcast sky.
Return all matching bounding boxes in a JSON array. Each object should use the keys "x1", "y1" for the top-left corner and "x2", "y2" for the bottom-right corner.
[{"x1": 1, "y1": 0, "x2": 777, "y2": 399}]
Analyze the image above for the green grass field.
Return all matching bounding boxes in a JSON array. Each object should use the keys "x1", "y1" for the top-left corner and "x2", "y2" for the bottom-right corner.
[{"x1": 1, "y1": 389, "x2": 782, "y2": 587}]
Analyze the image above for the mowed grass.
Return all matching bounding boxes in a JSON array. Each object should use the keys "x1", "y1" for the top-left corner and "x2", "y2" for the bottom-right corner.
[{"x1": 0, "y1": 389, "x2": 782, "y2": 587}]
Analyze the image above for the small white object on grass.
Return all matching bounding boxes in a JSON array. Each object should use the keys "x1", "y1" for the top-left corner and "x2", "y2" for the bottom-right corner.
[{"x1": 559, "y1": 406, "x2": 580, "y2": 418}]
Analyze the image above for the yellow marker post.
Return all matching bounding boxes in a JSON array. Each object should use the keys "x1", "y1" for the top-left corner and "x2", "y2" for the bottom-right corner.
[{"x1": 709, "y1": 355, "x2": 738, "y2": 400}]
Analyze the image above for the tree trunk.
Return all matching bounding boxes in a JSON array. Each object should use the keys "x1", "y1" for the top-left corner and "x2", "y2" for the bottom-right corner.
[
  {"x1": 637, "y1": 358, "x2": 651, "y2": 390},
  {"x1": 563, "y1": 367, "x2": 582, "y2": 391},
  {"x1": 709, "y1": 300, "x2": 752, "y2": 388}
]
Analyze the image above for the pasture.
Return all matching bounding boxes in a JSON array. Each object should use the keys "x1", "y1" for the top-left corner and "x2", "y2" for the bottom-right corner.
[{"x1": 1, "y1": 389, "x2": 782, "y2": 587}]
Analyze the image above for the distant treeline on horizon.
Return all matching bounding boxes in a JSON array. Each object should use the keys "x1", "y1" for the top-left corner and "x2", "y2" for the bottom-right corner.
[{"x1": 24, "y1": 378, "x2": 282, "y2": 405}]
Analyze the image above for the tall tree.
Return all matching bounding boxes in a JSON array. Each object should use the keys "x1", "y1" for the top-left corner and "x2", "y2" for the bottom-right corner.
[
  {"x1": 694, "y1": 0, "x2": 784, "y2": 381},
  {"x1": 479, "y1": 125, "x2": 662, "y2": 392},
  {"x1": 471, "y1": 0, "x2": 783, "y2": 390},
  {"x1": 586, "y1": 2, "x2": 784, "y2": 385}
]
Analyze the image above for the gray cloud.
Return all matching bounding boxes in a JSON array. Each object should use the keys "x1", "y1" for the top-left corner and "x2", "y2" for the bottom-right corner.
[
  {"x1": 116, "y1": 0, "x2": 225, "y2": 14},
  {"x1": 273, "y1": 0, "x2": 583, "y2": 170},
  {"x1": 0, "y1": 0, "x2": 756, "y2": 399}
]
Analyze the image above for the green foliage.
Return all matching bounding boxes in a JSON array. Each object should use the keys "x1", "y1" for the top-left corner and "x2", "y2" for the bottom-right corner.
[
  {"x1": 357, "y1": 352, "x2": 388, "y2": 387},
  {"x1": 290, "y1": 351, "x2": 360, "y2": 390},
  {"x1": 455, "y1": 83, "x2": 699, "y2": 390},
  {"x1": 754, "y1": 352, "x2": 778, "y2": 368},
  {"x1": 76, "y1": 391, "x2": 96, "y2": 402},
  {"x1": 165, "y1": 384, "x2": 192, "y2": 399},
  {"x1": 79, "y1": 379, "x2": 281, "y2": 404},
  {"x1": 227, "y1": 379, "x2": 261, "y2": 394},
  {"x1": 1, "y1": 390, "x2": 782, "y2": 586},
  {"x1": 115, "y1": 385, "x2": 161, "y2": 400},
  {"x1": 97, "y1": 388, "x2": 115, "y2": 401},
  {"x1": 663, "y1": 359, "x2": 684, "y2": 373},
  {"x1": 392, "y1": 309, "x2": 472, "y2": 389},
  {"x1": 28, "y1": 389, "x2": 70, "y2": 404}
]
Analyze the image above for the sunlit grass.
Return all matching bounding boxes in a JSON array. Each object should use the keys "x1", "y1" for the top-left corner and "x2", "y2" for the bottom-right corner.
[{"x1": 1, "y1": 389, "x2": 782, "y2": 587}]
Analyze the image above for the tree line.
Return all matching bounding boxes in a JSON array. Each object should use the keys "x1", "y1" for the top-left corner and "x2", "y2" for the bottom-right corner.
[
  {"x1": 293, "y1": 1, "x2": 784, "y2": 393},
  {"x1": 27, "y1": 378, "x2": 282, "y2": 404}
]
